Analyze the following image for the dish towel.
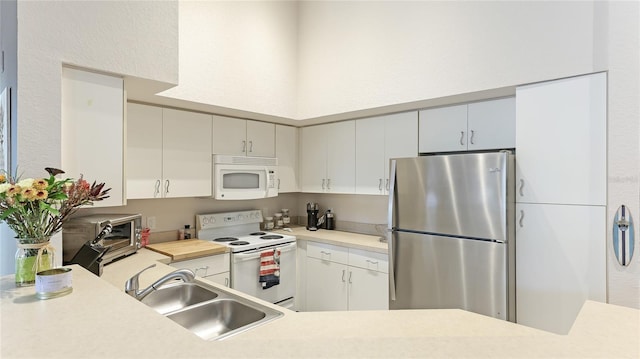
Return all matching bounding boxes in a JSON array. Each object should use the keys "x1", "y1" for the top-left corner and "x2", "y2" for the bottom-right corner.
[{"x1": 259, "y1": 248, "x2": 281, "y2": 289}]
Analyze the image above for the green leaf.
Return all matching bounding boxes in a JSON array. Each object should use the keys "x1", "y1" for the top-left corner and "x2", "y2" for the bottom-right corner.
[
  {"x1": 39, "y1": 201, "x2": 60, "y2": 216},
  {"x1": 0, "y1": 206, "x2": 18, "y2": 220}
]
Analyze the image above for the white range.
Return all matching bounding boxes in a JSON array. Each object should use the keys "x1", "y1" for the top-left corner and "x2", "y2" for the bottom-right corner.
[{"x1": 196, "y1": 210, "x2": 296, "y2": 309}]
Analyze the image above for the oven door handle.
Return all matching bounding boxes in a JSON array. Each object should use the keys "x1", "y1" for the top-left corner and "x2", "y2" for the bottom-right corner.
[{"x1": 232, "y1": 242, "x2": 296, "y2": 262}]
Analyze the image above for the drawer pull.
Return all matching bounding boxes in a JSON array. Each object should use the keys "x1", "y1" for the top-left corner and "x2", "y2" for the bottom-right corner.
[
  {"x1": 366, "y1": 260, "x2": 379, "y2": 265},
  {"x1": 320, "y1": 251, "x2": 331, "y2": 256},
  {"x1": 194, "y1": 266, "x2": 209, "y2": 276}
]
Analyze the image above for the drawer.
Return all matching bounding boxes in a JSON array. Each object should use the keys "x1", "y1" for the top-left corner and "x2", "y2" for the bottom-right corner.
[
  {"x1": 307, "y1": 241, "x2": 349, "y2": 265},
  {"x1": 348, "y1": 248, "x2": 388, "y2": 273},
  {"x1": 170, "y1": 253, "x2": 230, "y2": 278}
]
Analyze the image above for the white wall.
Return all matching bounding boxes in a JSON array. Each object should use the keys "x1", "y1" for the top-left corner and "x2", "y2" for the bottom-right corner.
[
  {"x1": 159, "y1": 0, "x2": 298, "y2": 120},
  {"x1": 297, "y1": 1, "x2": 597, "y2": 120}
]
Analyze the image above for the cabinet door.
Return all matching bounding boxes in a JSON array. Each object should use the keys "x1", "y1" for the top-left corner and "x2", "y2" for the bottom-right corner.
[
  {"x1": 515, "y1": 73, "x2": 606, "y2": 206},
  {"x1": 212, "y1": 115, "x2": 246, "y2": 156},
  {"x1": 275, "y1": 125, "x2": 298, "y2": 192},
  {"x1": 467, "y1": 97, "x2": 515, "y2": 151},
  {"x1": 348, "y1": 266, "x2": 389, "y2": 311},
  {"x1": 326, "y1": 121, "x2": 356, "y2": 193},
  {"x1": 418, "y1": 104, "x2": 467, "y2": 153},
  {"x1": 247, "y1": 120, "x2": 275, "y2": 157},
  {"x1": 162, "y1": 109, "x2": 212, "y2": 198},
  {"x1": 206, "y1": 272, "x2": 230, "y2": 287},
  {"x1": 126, "y1": 103, "x2": 163, "y2": 199},
  {"x1": 300, "y1": 125, "x2": 327, "y2": 193},
  {"x1": 306, "y1": 257, "x2": 348, "y2": 311},
  {"x1": 384, "y1": 112, "x2": 418, "y2": 193},
  {"x1": 61, "y1": 67, "x2": 124, "y2": 207},
  {"x1": 355, "y1": 116, "x2": 385, "y2": 195},
  {"x1": 515, "y1": 203, "x2": 606, "y2": 334}
]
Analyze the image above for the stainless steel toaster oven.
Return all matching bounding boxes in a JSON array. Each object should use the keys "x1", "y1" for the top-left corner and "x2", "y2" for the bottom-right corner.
[{"x1": 62, "y1": 213, "x2": 142, "y2": 266}]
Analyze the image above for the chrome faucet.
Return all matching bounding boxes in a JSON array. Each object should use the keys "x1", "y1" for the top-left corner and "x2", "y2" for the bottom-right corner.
[{"x1": 125, "y1": 264, "x2": 195, "y2": 301}]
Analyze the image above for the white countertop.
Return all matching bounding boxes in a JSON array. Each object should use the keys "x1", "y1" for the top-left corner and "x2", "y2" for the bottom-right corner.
[
  {"x1": 279, "y1": 227, "x2": 388, "y2": 253},
  {"x1": 2, "y1": 248, "x2": 639, "y2": 358}
]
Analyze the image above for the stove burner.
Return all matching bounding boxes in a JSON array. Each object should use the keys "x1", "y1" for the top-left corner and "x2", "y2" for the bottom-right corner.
[
  {"x1": 260, "y1": 235, "x2": 284, "y2": 240},
  {"x1": 229, "y1": 241, "x2": 250, "y2": 246},
  {"x1": 213, "y1": 237, "x2": 239, "y2": 242},
  {"x1": 250, "y1": 232, "x2": 267, "y2": 236}
]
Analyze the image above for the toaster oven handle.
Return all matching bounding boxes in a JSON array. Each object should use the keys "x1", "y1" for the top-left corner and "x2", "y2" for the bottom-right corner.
[{"x1": 91, "y1": 221, "x2": 113, "y2": 245}]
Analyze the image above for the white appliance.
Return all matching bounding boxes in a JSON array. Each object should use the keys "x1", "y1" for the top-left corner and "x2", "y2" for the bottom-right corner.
[
  {"x1": 196, "y1": 210, "x2": 296, "y2": 309},
  {"x1": 213, "y1": 155, "x2": 278, "y2": 200}
]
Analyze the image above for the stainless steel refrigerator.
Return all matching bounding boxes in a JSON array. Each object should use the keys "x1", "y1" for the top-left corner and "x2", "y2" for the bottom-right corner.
[{"x1": 387, "y1": 151, "x2": 515, "y2": 321}]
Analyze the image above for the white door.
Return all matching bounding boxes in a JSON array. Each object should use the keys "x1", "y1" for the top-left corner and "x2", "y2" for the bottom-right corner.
[
  {"x1": 300, "y1": 125, "x2": 328, "y2": 193},
  {"x1": 355, "y1": 116, "x2": 385, "y2": 195},
  {"x1": 162, "y1": 109, "x2": 212, "y2": 198},
  {"x1": 246, "y1": 120, "x2": 275, "y2": 157},
  {"x1": 467, "y1": 97, "x2": 515, "y2": 151},
  {"x1": 348, "y1": 266, "x2": 389, "y2": 310},
  {"x1": 126, "y1": 103, "x2": 163, "y2": 199},
  {"x1": 384, "y1": 112, "x2": 418, "y2": 194},
  {"x1": 515, "y1": 203, "x2": 606, "y2": 334},
  {"x1": 306, "y1": 257, "x2": 348, "y2": 311},
  {"x1": 418, "y1": 104, "x2": 467, "y2": 153},
  {"x1": 275, "y1": 125, "x2": 299, "y2": 192},
  {"x1": 212, "y1": 115, "x2": 246, "y2": 156},
  {"x1": 515, "y1": 73, "x2": 606, "y2": 206},
  {"x1": 326, "y1": 121, "x2": 356, "y2": 193}
]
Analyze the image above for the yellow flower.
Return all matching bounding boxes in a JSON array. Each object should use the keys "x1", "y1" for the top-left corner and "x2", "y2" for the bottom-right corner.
[
  {"x1": 21, "y1": 187, "x2": 37, "y2": 201},
  {"x1": 0, "y1": 174, "x2": 6, "y2": 183},
  {"x1": 35, "y1": 189, "x2": 49, "y2": 200},
  {"x1": 33, "y1": 179, "x2": 48, "y2": 190},
  {"x1": 6, "y1": 185, "x2": 21, "y2": 197}
]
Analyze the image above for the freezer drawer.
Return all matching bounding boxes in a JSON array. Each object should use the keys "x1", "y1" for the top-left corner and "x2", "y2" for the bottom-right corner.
[{"x1": 390, "y1": 231, "x2": 509, "y2": 320}]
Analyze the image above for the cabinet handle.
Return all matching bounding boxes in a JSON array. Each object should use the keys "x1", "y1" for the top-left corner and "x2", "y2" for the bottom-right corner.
[
  {"x1": 278, "y1": 178, "x2": 281, "y2": 190},
  {"x1": 460, "y1": 131, "x2": 465, "y2": 146},
  {"x1": 327, "y1": 178, "x2": 331, "y2": 190},
  {"x1": 385, "y1": 178, "x2": 390, "y2": 191},
  {"x1": 366, "y1": 260, "x2": 379, "y2": 265},
  {"x1": 378, "y1": 178, "x2": 383, "y2": 191},
  {"x1": 154, "y1": 179, "x2": 161, "y2": 198},
  {"x1": 519, "y1": 179, "x2": 525, "y2": 197},
  {"x1": 470, "y1": 130, "x2": 475, "y2": 145},
  {"x1": 322, "y1": 179, "x2": 325, "y2": 190},
  {"x1": 342, "y1": 269, "x2": 346, "y2": 282},
  {"x1": 224, "y1": 277, "x2": 229, "y2": 287},
  {"x1": 242, "y1": 140, "x2": 246, "y2": 153},
  {"x1": 194, "y1": 266, "x2": 209, "y2": 276},
  {"x1": 348, "y1": 271, "x2": 352, "y2": 284},
  {"x1": 165, "y1": 179, "x2": 170, "y2": 194},
  {"x1": 519, "y1": 210, "x2": 525, "y2": 228},
  {"x1": 249, "y1": 140, "x2": 253, "y2": 153}
]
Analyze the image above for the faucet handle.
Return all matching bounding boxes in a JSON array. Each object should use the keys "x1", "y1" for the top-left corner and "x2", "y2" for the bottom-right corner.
[{"x1": 125, "y1": 264, "x2": 156, "y2": 294}]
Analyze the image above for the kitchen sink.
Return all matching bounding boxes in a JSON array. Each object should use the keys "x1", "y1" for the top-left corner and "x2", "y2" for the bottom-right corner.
[
  {"x1": 141, "y1": 282, "x2": 219, "y2": 315},
  {"x1": 139, "y1": 281, "x2": 283, "y2": 340}
]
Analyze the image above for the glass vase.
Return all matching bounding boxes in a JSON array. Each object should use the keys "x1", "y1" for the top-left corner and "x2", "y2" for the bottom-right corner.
[{"x1": 15, "y1": 237, "x2": 54, "y2": 287}]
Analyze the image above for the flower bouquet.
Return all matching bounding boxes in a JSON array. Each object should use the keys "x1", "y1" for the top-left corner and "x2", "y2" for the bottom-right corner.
[{"x1": 0, "y1": 167, "x2": 110, "y2": 286}]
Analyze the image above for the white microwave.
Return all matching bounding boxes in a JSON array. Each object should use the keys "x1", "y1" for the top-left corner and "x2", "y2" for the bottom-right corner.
[{"x1": 213, "y1": 155, "x2": 278, "y2": 200}]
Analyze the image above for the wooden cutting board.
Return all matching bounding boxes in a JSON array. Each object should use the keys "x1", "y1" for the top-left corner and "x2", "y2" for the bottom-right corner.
[{"x1": 146, "y1": 239, "x2": 227, "y2": 261}]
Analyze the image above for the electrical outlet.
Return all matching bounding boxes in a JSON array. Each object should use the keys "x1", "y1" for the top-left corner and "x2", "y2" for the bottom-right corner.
[{"x1": 147, "y1": 216, "x2": 156, "y2": 229}]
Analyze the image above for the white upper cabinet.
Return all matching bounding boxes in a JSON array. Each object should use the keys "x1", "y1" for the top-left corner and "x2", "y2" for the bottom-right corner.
[
  {"x1": 212, "y1": 116, "x2": 275, "y2": 157},
  {"x1": 275, "y1": 125, "x2": 299, "y2": 193},
  {"x1": 61, "y1": 67, "x2": 124, "y2": 207},
  {"x1": 418, "y1": 98, "x2": 515, "y2": 153},
  {"x1": 300, "y1": 121, "x2": 355, "y2": 193},
  {"x1": 515, "y1": 73, "x2": 606, "y2": 206},
  {"x1": 467, "y1": 97, "x2": 516, "y2": 151},
  {"x1": 127, "y1": 104, "x2": 212, "y2": 199},
  {"x1": 356, "y1": 112, "x2": 417, "y2": 195}
]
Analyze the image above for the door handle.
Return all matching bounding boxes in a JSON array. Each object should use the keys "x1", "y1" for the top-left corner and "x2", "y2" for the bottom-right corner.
[
  {"x1": 249, "y1": 140, "x2": 253, "y2": 153},
  {"x1": 321, "y1": 179, "x2": 325, "y2": 190},
  {"x1": 519, "y1": 210, "x2": 525, "y2": 228},
  {"x1": 385, "y1": 178, "x2": 390, "y2": 191},
  {"x1": 519, "y1": 179, "x2": 525, "y2": 197},
  {"x1": 327, "y1": 178, "x2": 331, "y2": 190},
  {"x1": 164, "y1": 179, "x2": 170, "y2": 194},
  {"x1": 379, "y1": 178, "x2": 383, "y2": 191},
  {"x1": 459, "y1": 131, "x2": 465, "y2": 146},
  {"x1": 348, "y1": 271, "x2": 352, "y2": 284},
  {"x1": 154, "y1": 179, "x2": 161, "y2": 198},
  {"x1": 470, "y1": 130, "x2": 475, "y2": 145},
  {"x1": 242, "y1": 140, "x2": 246, "y2": 153},
  {"x1": 278, "y1": 178, "x2": 281, "y2": 190},
  {"x1": 342, "y1": 269, "x2": 346, "y2": 282}
]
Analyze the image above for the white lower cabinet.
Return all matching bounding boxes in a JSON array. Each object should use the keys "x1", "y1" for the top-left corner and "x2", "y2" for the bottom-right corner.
[
  {"x1": 305, "y1": 241, "x2": 388, "y2": 311},
  {"x1": 169, "y1": 253, "x2": 230, "y2": 287}
]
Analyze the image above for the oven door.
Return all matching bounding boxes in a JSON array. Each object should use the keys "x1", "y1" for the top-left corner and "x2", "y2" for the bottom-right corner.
[
  {"x1": 214, "y1": 164, "x2": 278, "y2": 200},
  {"x1": 231, "y1": 242, "x2": 296, "y2": 306}
]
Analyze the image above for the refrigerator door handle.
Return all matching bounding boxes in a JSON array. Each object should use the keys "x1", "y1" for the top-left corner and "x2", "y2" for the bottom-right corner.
[{"x1": 388, "y1": 159, "x2": 397, "y2": 301}]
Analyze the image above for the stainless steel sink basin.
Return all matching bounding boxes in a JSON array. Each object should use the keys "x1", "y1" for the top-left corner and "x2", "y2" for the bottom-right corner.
[
  {"x1": 139, "y1": 281, "x2": 282, "y2": 340},
  {"x1": 141, "y1": 282, "x2": 218, "y2": 315}
]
